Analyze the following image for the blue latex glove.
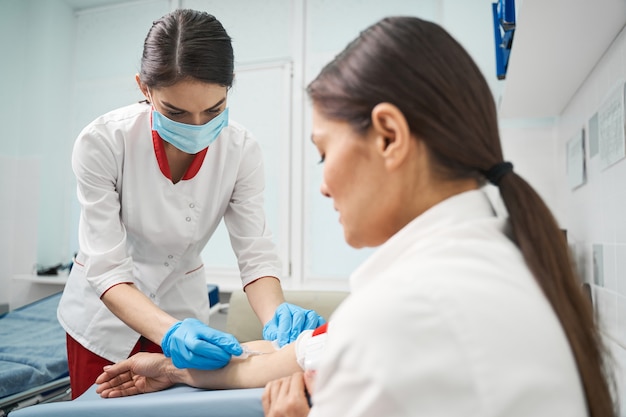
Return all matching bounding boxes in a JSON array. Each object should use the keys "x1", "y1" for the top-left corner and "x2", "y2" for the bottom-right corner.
[
  {"x1": 161, "y1": 318, "x2": 243, "y2": 370},
  {"x1": 263, "y1": 302, "x2": 326, "y2": 347}
]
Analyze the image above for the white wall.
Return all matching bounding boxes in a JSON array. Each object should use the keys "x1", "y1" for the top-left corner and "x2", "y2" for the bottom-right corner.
[
  {"x1": 498, "y1": 22, "x2": 626, "y2": 413},
  {"x1": 556, "y1": 25, "x2": 626, "y2": 409},
  {"x1": 0, "y1": 0, "x2": 75, "y2": 308}
]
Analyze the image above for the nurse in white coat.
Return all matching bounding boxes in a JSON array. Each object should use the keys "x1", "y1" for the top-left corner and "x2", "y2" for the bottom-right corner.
[
  {"x1": 57, "y1": 9, "x2": 323, "y2": 399},
  {"x1": 262, "y1": 17, "x2": 617, "y2": 417}
]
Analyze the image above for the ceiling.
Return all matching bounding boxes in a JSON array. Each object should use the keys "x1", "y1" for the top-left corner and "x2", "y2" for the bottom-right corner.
[{"x1": 498, "y1": 0, "x2": 626, "y2": 119}]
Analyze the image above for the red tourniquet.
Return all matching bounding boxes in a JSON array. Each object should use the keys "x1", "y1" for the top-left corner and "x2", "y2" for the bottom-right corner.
[
  {"x1": 66, "y1": 333, "x2": 162, "y2": 399},
  {"x1": 312, "y1": 322, "x2": 328, "y2": 336}
]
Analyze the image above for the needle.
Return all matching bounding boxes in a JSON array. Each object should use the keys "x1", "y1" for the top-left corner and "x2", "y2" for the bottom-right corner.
[{"x1": 237, "y1": 346, "x2": 267, "y2": 359}]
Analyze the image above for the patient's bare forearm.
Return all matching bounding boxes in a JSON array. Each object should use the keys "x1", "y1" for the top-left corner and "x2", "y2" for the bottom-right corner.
[{"x1": 170, "y1": 342, "x2": 301, "y2": 389}]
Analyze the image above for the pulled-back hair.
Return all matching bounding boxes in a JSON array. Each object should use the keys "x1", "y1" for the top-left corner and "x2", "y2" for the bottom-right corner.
[
  {"x1": 308, "y1": 16, "x2": 616, "y2": 417},
  {"x1": 140, "y1": 9, "x2": 234, "y2": 88}
]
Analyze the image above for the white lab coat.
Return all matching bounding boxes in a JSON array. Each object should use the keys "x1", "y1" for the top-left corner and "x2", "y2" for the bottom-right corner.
[
  {"x1": 57, "y1": 102, "x2": 281, "y2": 362},
  {"x1": 310, "y1": 190, "x2": 587, "y2": 417}
]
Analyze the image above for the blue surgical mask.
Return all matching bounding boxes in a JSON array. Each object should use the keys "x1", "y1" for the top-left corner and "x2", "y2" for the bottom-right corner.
[{"x1": 151, "y1": 107, "x2": 229, "y2": 154}]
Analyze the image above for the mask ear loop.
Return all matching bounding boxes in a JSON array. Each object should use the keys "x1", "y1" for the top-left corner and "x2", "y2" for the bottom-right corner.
[
  {"x1": 146, "y1": 90, "x2": 159, "y2": 113},
  {"x1": 138, "y1": 86, "x2": 153, "y2": 106}
]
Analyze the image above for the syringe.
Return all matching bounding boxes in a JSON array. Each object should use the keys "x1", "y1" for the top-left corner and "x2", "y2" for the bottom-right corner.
[{"x1": 236, "y1": 346, "x2": 267, "y2": 359}]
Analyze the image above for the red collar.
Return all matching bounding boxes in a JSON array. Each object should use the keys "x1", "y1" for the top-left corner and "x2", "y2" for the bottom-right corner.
[{"x1": 151, "y1": 130, "x2": 208, "y2": 181}]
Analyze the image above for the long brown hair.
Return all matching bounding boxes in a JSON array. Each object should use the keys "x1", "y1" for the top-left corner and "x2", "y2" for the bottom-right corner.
[{"x1": 308, "y1": 16, "x2": 616, "y2": 416}]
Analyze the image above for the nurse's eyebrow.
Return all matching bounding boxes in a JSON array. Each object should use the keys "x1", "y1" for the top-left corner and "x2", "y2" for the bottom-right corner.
[{"x1": 162, "y1": 97, "x2": 226, "y2": 112}]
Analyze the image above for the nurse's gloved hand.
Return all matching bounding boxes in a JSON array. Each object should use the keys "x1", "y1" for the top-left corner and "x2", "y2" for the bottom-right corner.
[
  {"x1": 161, "y1": 318, "x2": 243, "y2": 370},
  {"x1": 263, "y1": 303, "x2": 325, "y2": 347}
]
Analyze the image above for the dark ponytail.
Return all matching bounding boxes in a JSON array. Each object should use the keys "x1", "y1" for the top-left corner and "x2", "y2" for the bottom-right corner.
[{"x1": 498, "y1": 172, "x2": 616, "y2": 416}]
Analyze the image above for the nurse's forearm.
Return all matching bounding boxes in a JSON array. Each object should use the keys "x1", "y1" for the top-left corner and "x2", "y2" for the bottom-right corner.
[
  {"x1": 245, "y1": 276, "x2": 285, "y2": 324},
  {"x1": 171, "y1": 342, "x2": 301, "y2": 389},
  {"x1": 100, "y1": 283, "x2": 178, "y2": 345}
]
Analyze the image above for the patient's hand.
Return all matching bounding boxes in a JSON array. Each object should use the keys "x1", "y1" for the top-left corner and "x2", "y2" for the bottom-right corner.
[
  {"x1": 262, "y1": 372, "x2": 311, "y2": 417},
  {"x1": 95, "y1": 352, "x2": 176, "y2": 398}
]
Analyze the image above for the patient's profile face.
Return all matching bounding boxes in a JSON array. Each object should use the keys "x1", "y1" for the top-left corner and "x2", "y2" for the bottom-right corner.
[{"x1": 310, "y1": 105, "x2": 391, "y2": 248}]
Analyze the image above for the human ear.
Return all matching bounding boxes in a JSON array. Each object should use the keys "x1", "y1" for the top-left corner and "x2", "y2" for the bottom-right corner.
[
  {"x1": 370, "y1": 103, "x2": 411, "y2": 170},
  {"x1": 135, "y1": 74, "x2": 150, "y2": 100}
]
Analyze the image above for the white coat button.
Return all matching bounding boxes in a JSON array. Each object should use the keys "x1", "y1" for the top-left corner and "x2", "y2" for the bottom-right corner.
[
  {"x1": 164, "y1": 262, "x2": 169, "y2": 267},
  {"x1": 150, "y1": 293, "x2": 155, "y2": 299},
  {"x1": 168, "y1": 254, "x2": 173, "y2": 259},
  {"x1": 186, "y1": 217, "x2": 191, "y2": 222},
  {"x1": 189, "y1": 203, "x2": 195, "y2": 208}
]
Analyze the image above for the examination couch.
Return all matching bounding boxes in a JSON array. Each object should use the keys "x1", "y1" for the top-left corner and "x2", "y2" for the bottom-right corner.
[
  {"x1": 8, "y1": 289, "x2": 349, "y2": 416},
  {"x1": 0, "y1": 292, "x2": 70, "y2": 416}
]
